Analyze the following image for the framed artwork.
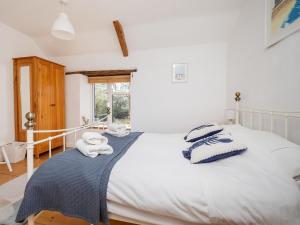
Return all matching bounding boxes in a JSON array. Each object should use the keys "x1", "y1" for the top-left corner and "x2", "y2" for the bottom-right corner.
[
  {"x1": 172, "y1": 63, "x2": 188, "y2": 83},
  {"x1": 266, "y1": 0, "x2": 300, "y2": 47}
]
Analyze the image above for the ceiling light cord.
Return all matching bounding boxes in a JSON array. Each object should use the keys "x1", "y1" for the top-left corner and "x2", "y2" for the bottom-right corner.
[{"x1": 60, "y1": 0, "x2": 67, "y2": 13}]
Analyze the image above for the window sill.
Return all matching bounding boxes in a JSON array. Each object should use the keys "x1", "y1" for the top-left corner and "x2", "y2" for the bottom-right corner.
[{"x1": 88, "y1": 125, "x2": 131, "y2": 131}]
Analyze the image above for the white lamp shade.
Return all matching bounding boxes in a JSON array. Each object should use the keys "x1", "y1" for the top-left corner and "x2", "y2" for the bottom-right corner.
[{"x1": 51, "y1": 12, "x2": 75, "y2": 40}]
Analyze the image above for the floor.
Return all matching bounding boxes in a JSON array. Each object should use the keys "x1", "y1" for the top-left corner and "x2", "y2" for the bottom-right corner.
[
  {"x1": 0, "y1": 148, "x2": 136, "y2": 225},
  {"x1": 0, "y1": 148, "x2": 63, "y2": 185},
  {"x1": 32, "y1": 211, "x2": 133, "y2": 225}
]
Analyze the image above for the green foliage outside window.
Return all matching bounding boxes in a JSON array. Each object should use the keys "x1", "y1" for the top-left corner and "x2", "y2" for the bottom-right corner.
[
  {"x1": 94, "y1": 83, "x2": 130, "y2": 126},
  {"x1": 112, "y1": 94, "x2": 130, "y2": 125},
  {"x1": 94, "y1": 84, "x2": 108, "y2": 121}
]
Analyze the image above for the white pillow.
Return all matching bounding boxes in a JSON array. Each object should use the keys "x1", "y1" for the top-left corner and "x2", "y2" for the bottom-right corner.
[
  {"x1": 252, "y1": 130, "x2": 297, "y2": 152},
  {"x1": 223, "y1": 125, "x2": 300, "y2": 180},
  {"x1": 184, "y1": 123, "x2": 223, "y2": 143},
  {"x1": 270, "y1": 147, "x2": 300, "y2": 180}
]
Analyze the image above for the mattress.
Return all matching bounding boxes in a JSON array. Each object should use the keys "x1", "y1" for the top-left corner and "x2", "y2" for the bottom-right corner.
[{"x1": 107, "y1": 126, "x2": 300, "y2": 225}]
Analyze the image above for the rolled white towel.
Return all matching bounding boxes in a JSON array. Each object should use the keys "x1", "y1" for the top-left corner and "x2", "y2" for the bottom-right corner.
[
  {"x1": 108, "y1": 124, "x2": 127, "y2": 132},
  {"x1": 82, "y1": 132, "x2": 108, "y2": 145},
  {"x1": 105, "y1": 129, "x2": 130, "y2": 137},
  {"x1": 76, "y1": 139, "x2": 113, "y2": 158}
]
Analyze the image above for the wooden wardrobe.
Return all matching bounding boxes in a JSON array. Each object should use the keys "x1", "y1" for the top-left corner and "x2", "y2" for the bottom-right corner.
[{"x1": 14, "y1": 56, "x2": 65, "y2": 158}]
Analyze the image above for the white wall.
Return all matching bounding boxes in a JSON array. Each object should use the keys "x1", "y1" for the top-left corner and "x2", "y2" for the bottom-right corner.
[
  {"x1": 227, "y1": 0, "x2": 300, "y2": 111},
  {"x1": 53, "y1": 43, "x2": 227, "y2": 133},
  {"x1": 79, "y1": 75, "x2": 93, "y2": 122},
  {"x1": 226, "y1": 0, "x2": 300, "y2": 143},
  {"x1": 0, "y1": 22, "x2": 45, "y2": 143},
  {"x1": 65, "y1": 75, "x2": 81, "y2": 128},
  {"x1": 65, "y1": 74, "x2": 92, "y2": 146}
]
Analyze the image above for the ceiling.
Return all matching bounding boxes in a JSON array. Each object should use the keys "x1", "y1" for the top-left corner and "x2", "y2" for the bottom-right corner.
[{"x1": 0, "y1": 0, "x2": 244, "y2": 57}]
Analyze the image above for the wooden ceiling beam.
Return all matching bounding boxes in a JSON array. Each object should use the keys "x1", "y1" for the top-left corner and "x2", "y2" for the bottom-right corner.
[
  {"x1": 113, "y1": 20, "x2": 129, "y2": 57},
  {"x1": 65, "y1": 69, "x2": 137, "y2": 77}
]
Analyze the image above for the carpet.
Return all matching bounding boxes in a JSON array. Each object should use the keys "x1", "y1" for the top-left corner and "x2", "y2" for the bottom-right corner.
[
  {"x1": 0, "y1": 173, "x2": 27, "y2": 225},
  {"x1": 0, "y1": 199, "x2": 23, "y2": 225}
]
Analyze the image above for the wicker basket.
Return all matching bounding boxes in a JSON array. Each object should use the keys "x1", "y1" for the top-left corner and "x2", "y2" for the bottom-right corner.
[{"x1": 0, "y1": 142, "x2": 26, "y2": 163}]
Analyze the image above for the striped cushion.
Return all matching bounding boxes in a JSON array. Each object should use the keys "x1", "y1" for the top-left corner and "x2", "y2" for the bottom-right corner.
[
  {"x1": 182, "y1": 134, "x2": 247, "y2": 163},
  {"x1": 184, "y1": 123, "x2": 223, "y2": 142}
]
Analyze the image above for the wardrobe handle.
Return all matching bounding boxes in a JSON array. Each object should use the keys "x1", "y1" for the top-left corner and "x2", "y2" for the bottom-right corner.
[{"x1": 50, "y1": 104, "x2": 56, "y2": 107}]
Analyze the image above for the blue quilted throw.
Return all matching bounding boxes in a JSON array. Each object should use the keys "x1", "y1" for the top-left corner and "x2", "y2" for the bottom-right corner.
[{"x1": 16, "y1": 132, "x2": 143, "y2": 225}]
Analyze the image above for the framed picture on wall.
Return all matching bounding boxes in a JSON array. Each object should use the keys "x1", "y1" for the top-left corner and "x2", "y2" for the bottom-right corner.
[
  {"x1": 266, "y1": 0, "x2": 300, "y2": 47},
  {"x1": 172, "y1": 63, "x2": 188, "y2": 83}
]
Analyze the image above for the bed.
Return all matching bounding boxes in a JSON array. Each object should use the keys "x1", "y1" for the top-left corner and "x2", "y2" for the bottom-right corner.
[
  {"x1": 17, "y1": 93, "x2": 300, "y2": 225},
  {"x1": 107, "y1": 126, "x2": 300, "y2": 225}
]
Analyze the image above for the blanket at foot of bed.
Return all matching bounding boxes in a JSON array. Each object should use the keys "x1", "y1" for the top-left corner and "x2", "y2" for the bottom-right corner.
[{"x1": 16, "y1": 132, "x2": 143, "y2": 225}]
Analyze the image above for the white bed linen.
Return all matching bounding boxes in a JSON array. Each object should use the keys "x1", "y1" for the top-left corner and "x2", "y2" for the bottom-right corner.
[
  {"x1": 107, "y1": 127, "x2": 300, "y2": 225},
  {"x1": 108, "y1": 201, "x2": 199, "y2": 225}
]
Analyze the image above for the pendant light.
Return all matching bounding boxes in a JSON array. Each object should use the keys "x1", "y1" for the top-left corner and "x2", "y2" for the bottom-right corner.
[{"x1": 51, "y1": 0, "x2": 75, "y2": 40}]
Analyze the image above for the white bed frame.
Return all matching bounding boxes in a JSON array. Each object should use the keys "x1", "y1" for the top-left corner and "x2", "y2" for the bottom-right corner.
[
  {"x1": 234, "y1": 92, "x2": 300, "y2": 139},
  {"x1": 23, "y1": 92, "x2": 300, "y2": 225}
]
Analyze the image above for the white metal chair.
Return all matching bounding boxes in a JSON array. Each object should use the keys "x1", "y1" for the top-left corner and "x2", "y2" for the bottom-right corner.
[{"x1": 0, "y1": 144, "x2": 13, "y2": 172}]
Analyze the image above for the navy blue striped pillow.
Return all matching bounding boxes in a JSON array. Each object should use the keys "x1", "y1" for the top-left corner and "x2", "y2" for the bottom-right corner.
[
  {"x1": 182, "y1": 134, "x2": 247, "y2": 163},
  {"x1": 184, "y1": 123, "x2": 223, "y2": 142}
]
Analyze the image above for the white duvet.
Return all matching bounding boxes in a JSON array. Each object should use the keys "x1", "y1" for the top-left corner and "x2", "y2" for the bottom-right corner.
[{"x1": 107, "y1": 125, "x2": 300, "y2": 225}]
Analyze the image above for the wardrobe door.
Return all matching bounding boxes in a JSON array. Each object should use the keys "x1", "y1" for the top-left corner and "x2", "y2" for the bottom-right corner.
[
  {"x1": 35, "y1": 59, "x2": 55, "y2": 156},
  {"x1": 51, "y1": 63, "x2": 65, "y2": 148},
  {"x1": 54, "y1": 64, "x2": 65, "y2": 130}
]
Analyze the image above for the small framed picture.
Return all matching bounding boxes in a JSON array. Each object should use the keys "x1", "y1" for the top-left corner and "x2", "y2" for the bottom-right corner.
[{"x1": 172, "y1": 63, "x2": 188, "y2": 83}]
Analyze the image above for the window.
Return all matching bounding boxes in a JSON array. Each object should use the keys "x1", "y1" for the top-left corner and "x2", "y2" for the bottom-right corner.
[{"x1": 93, "y1": 82, "x2": 130, "y2": 127}]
